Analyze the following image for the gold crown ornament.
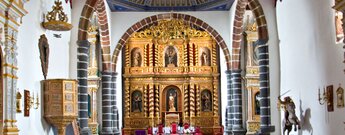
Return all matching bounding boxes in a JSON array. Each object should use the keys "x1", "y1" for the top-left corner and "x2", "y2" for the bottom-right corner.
[{"x1": 42, "y1": 0, "x2": 72, "y2": 31}]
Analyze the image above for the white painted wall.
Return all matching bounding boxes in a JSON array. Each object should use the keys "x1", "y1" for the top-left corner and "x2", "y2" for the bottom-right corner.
[
  {"x1": 16, "y1": 0, "x2": 72, "y2": 134},
  {"x1": 110, "y1": 11, "x2": 231, "y2": 129},
  {"x1": 277, "y1": 0, "x2": 345, "y2": 135},
  {"x1": 258, "y1": 0, "x2": 280, "y2": 135}
]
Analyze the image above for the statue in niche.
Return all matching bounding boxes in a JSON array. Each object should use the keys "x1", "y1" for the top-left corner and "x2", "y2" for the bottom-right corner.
[
  {"x1": 165, "y1": 46, "x2": 177, "y2": 67},
  {"x1": 167, "y1": 88, "x2": 177, "y2": 112},
  {"x1": 38, "y1": 34, "x2": 49, "y2": 80},
  {"x1": 201, "y1": 90, "x2": 212, "y2": 111},
  {"x1": 252, "y1": 43, "x2": 259, "y2": 66},
  {"x1": 278, "y1": 96, "x2": 301, "y2": 135},
  {"x1": 254, "y1": 92, "x2": 260, "y2": 115},
  {"x1": 131, "y1": 48, "x2": 141, "y2": 67},
  {"x1": 336, "y1": 11, "x2": 344, "y2": 43},
  {"x1": 200, "y1": 47, "x2": 210, "y2": 66},
  {"x1": 336, "y1": 86, "x2": 344, "y2": 108},
  {"x1": 132, "y1": 91, "x2": 142, "y2": 112}
]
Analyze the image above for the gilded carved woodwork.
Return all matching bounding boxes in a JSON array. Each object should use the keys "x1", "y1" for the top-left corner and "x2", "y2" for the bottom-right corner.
[
  {"x1": 43, "y1": 79, "x2": 78, "y2": 135},
  {"x1": 123, "y1": 19, "x2": 221, "y2": 134},
  {"x1": 245, "y1": 16, "x2": 260, "y2": 134}
]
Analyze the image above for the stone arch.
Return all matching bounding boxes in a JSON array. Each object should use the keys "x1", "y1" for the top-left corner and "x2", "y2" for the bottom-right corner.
[
  {"x1": 231, "y1": 0, "x2": 268, "y2": 69},
  {"x1": 78, "y1": 0, "x2": 112, "y2": 71},
  {"x1": 111, "y1": 13, "x2": 231, "y2": 71}
]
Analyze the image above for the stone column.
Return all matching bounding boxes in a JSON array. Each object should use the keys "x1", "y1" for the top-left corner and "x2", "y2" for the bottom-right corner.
[
  {"x1": 230, "y1": 70, "x2": 246, "y2": 135},
  {"x1": 101, "y1": 71, "x2": 114, "y2": 135},
  {"x1": 257, "y1": 43, "x2": 275, "y2": 135},
  {"x1": 111, "y1": 72, "x2": 120, "y2": 134},
  {"x1": 225, "y1": 70, "x2": 232, "y2": 134},
  {"x1": 77, "y1": 40, "x2": 91, "y2": 135}
]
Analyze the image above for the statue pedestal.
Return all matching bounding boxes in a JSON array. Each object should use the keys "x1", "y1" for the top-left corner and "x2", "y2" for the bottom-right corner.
[{"x1": 165, "y1": 113, "x2": 179, "y2": 126}]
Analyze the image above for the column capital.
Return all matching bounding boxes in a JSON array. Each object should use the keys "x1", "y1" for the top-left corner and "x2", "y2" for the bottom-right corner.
[{"x1": 254, "y1": 39, "x2": 268, "y2": 45}]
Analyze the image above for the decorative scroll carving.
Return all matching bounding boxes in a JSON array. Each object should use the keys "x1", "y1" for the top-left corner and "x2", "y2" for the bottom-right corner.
[{"x1": 132, "y1": 20, "x2": 211, "y2": 40}]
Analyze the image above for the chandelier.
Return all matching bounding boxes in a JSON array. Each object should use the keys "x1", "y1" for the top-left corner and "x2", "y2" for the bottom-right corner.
[{"x1": 42, "y1": 0, "x2": 72, "y2": 31}]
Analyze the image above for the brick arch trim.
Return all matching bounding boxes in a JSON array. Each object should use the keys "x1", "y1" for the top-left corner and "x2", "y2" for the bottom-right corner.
[
  {"x1": 78, "y1": 0, "x2": 112, "y2": 71},
  {"x1": 231, "y1": 0, "x2": 268, "y2": 69},
  {"x1": 111, "y1": 13, "x2": 231, "y2": 72}
]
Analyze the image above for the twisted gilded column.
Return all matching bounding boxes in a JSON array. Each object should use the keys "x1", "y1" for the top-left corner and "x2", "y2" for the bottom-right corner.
[
  {"x1": 101, "y1": 71, "x2": 113, "y2": 134},
  {"x1": 149, "y1": 84, "x2": 154, "y2": 118},
  {"x1": 184, "y1": 84, "x2": 189, "y2": 123},
  {"x1": 189, "y1": 44, "x2": 194, "y2": 66},
  {"x1": 213, "y1": 78, "x2": 219, "y2": 116},
  {"x1": 143, "y1": 85, "x2": 148, "y2": 117},
  {"x1": 257, "y1": 42, "x2": 275, "y2": 134},
  {"x1": 189, "y1": 84, "x2": 195, "y2": 124},
  {"x1": 111, "y1": 72, "x2": 120, "y2": 134},
  {"x1": 230, "y1": 69, "x2": 246, "y2": 135},
  {"x1": 77, "y1": 40, "x2": 91, "y2": 135},
  {"x1": 196, "y1": 85, "x2": 201, "y2": 116},
  {"x1": 124, "y1": 79, "x2": 130, "y2": 117},
  {"x1": 154, "y1": 85, "x2": 160, "y2": 122}
]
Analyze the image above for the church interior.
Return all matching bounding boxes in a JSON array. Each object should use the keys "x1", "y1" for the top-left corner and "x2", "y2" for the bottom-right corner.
[{"x1": 0, "y1": 0, "x2": 345, "y2": 135}]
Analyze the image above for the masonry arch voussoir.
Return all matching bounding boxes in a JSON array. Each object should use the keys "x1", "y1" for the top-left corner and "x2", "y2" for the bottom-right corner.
[
  {"x1": 231, "y1": 0, "x2": 268, "y2": 69},
  {"x1": 78, "y1": 0, "x2": 112, "y2": 71}
]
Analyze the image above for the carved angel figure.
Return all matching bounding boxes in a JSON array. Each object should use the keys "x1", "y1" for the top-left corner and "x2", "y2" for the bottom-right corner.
[{"x1": 38, "y1": 34, "x2": 49, "y2": 80}]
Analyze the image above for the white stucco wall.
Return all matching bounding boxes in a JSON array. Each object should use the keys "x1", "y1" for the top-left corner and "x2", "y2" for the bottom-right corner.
[
  {"x1": 277, "y1": 0, "x2": 345, "y2": 135},
  {"x1": 110, "y1": 11, "x2": 231, "y2": 129},
  {"x1": 258, "y1": 0, "x2": 280, "y2": 134},
  {"x1": 16, "y1": 0, "x2": 72, "y2": 134}
]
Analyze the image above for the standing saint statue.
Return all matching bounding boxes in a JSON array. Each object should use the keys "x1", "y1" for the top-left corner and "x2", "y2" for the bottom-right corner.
[
  {"x1": 201, "y1": 51, "x2": 209, "y2": 66},
  {"x1": 169, "y1": 92, "x2": 176, "y2": 112},
  {"x1": 132, "y1": 52, "x2": 141, "y2": 67},
  {"x1": 132, "y1": 93, "x2": 142, "y2": 112},
  {"x1": 165, "y1": 46, "x2": 177, "y2": 67},
  {"x1": 202, "y1": 91, "x2": 211, "y2": 111},
  {"x1": 38, "y1": 34, "x2": 49, "y2": 80}
]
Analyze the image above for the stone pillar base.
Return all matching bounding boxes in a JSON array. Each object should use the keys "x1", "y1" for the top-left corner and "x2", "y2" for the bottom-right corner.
[
  {"x1": 80, "y1": 127, "x2": 92, "y2": 135},
  {"x1": 255, "y1": 126, "x2": 275, "y2": 135},
  {"x1": 113, "y1": 130, "x2": 120, "y2": 135},
  {"x1": 232, "y1": 129, "x2": 247, "y2": 135},
  {"x1": 101, "y1": 127, "x2": 114, "y2": 135}
]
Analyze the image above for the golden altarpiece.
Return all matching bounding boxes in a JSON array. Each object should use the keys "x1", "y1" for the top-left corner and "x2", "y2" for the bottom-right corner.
[
  {"x1": 122, "y1": 19, "x2": 221, "y2": 134},
  {"x1": 243, "y1": 15, "x2": 261, "y2": 135}
]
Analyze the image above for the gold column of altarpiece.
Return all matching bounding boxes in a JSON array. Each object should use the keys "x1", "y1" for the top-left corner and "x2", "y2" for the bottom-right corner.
[{"x1": 122, "y1": 19, "x2": 221, "y2": 134}]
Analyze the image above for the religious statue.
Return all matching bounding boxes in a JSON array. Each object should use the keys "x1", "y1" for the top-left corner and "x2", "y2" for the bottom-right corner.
[
  {"x1": 336, "y1": 11, "x2": 344, "y2": 42},
  {"x1": 278, "y1": 96, "x2": 301, "y2": 135},
  {"x1": 165, "y1": 46, "x2": 177, "y2": 67},
  {"x1": 169, "y1": 92, "x2": 176, "y2": 112},
  {"x1": 255, "y1": 92, "x2": 260, "y2": 115},
  {"x1": 38, "y1": 34, "x2": 49, "y2": 80},
  {"x1": 132, "y1": 92, "x2": 142, "y2": 112},
  {"x1": 132, "y1": 51, "x2": 141, "y2": 67},
  {"x1": 202, "y1": 91, "x2": 211, "y2": 111},
  {"x1": 336, "y1": 86, "x2": 344, "y2": 108},
  {"x1": 200, "y1": 51, "x2": 209, "y2": 66}
]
